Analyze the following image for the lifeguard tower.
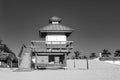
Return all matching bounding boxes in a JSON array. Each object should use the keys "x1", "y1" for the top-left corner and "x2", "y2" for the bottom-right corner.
[
  {"x1": 18, "y1": 16, "x2": 74, "y2": 70},
  {"x1": 31, "y1": 16, "x2": 73, "y2": 69}
]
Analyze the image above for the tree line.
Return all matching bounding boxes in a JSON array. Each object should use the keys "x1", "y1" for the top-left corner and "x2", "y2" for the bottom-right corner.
[
  {"x1": 71, "y1": 49, "x2": 120, "y2": 60},
  {"x1": 0, "y1": 40, "x2": 18, "y2": 67}
]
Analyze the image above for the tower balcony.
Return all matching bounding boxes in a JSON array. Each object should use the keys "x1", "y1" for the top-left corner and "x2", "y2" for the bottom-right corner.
[{"x1": 31, "y1": 41, "x2": 73, "y2": 53}]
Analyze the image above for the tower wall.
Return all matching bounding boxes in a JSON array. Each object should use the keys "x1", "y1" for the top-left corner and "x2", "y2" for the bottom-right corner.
[{"x1": 45, "y1": 34, "x2": 67, "y2": 44}]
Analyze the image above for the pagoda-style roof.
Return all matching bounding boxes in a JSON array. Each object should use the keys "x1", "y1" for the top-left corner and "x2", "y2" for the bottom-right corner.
[
  {"x1": 40, "y1": 24, "x2": 73, "y2": 33},
  {"x1": 39, "y1": 16, "x2": 74, "y2": 37}
]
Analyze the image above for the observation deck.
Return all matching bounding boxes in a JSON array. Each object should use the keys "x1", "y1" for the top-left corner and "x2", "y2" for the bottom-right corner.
[{"x1": 31, "y1": 41, "x2": 73, "y2": 53}]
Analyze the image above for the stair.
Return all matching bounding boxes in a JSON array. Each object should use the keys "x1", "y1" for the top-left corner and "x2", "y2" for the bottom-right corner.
[{"x1": 15, "y1": 48, "x2": 32, "y2": 71}]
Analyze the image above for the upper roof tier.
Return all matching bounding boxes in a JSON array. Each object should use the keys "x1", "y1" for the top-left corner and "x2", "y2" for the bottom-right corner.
[
  {"x1": 39, "y1": 16, "x2": 74, "y2": 33},
  {"x1": 39, "y1": 16, "x2": 74, "y2": 38}
]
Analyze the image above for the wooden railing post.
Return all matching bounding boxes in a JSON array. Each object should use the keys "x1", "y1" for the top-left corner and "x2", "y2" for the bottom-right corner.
[{"x1": 86, "y1": 58, "x2": 89, "y2": 70}]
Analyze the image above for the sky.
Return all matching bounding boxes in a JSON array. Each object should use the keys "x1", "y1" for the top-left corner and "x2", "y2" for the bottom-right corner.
[{"x1": 0, "y1": 0, "x2": 120, "y2": 56}]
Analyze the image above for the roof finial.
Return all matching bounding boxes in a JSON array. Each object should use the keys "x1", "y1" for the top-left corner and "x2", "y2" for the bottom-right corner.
[{"x1": 49, "y1": 16, "x2": 62, "y2": 24}]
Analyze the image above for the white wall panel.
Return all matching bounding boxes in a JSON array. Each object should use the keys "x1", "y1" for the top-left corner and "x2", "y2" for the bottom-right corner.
[{"x1": 45, "y1": 35, "x2": 67, "y2": 44}]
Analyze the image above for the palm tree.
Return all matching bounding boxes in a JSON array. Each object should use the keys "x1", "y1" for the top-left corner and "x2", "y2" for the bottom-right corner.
[
  {"x1": 74, "y1": 51, "x2": 81, "y2": 59},
  {"x1": 90, "y1": 52, "x2": 97, "y2": 59},
  {"x1": 72, "y1": 51, "x2": 81, "y2": 68},
  {"x1": 114, "y1": 49, "x2": 120, "y2": 57},
  {"x1": 101, "y1": 49, "x2": 111, "y2": 57}
]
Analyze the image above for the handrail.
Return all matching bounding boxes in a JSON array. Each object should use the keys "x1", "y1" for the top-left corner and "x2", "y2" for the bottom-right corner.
[
  {"x1": 30, "y1": 41, "x2": 73, "y2": 52},
  {"x1": 31, "y1": 40, "x2": 73, "y2": 43}
]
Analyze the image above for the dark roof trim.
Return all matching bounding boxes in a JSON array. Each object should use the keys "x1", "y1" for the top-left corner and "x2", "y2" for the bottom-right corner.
[{"x1": 39, "y1": 30, "x2": 73, "y2": 33}]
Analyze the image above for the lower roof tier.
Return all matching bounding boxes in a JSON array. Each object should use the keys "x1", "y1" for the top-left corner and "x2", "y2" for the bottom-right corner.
[{"x1": 32, "y1": 52, "x2": 65, "y2": 55}]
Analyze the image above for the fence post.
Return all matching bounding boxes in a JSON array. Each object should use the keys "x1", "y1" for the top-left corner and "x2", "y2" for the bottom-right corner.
[
  {"x1": 74, "y1": 59, "x2": 75, "y2": 68},
  {"x1": 86, "y1": 58, "x2": 89, "y2": 70}
]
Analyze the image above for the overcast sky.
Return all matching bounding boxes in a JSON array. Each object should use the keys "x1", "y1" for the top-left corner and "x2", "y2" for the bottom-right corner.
[{"x1": 1, "y1": 0, "x2": 120, "y2": 56}]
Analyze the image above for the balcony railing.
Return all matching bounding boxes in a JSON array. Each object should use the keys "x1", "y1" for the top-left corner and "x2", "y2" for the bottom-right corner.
[{"x1": 30, "y1": 41, "x2": 73, "y2": 52}]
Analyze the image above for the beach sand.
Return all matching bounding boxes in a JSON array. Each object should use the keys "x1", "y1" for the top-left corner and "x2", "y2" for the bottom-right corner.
[{"x1": 0, "y1": 60, "x2": 120, "y2": 80}]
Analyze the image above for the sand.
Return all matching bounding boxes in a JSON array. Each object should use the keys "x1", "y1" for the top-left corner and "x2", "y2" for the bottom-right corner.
[
  {"x1": 0, "y1": 60, "x2": 120, "y2": 80},
  {"x1": 0, "y1": 69, "x2": 120, "y2": 80}
]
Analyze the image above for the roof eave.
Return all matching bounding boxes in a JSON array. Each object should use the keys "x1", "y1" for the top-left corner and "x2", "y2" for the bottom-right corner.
[{"x1": 39, "y1": 30, "x2": 73, "y2": 33}]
